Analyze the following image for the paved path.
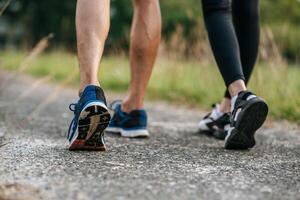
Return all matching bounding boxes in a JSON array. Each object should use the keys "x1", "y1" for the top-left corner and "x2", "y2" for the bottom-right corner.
[{"x1": 0, "y1": 72, "x2": 299, "y2": 200}]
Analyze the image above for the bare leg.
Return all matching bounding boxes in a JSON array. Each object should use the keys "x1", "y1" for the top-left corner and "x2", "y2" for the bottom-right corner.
[
  {"x1": 122, "y1": 0, "x2": 161, "y2": 113},
  {"x1": 76, "y1": 0, "x2": 110, "y2": 94}
]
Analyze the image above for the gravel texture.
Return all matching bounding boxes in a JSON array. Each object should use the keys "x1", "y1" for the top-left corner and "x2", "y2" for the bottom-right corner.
[{"x1": 0, "y1": 72, "x2": 299, "y2": 200}]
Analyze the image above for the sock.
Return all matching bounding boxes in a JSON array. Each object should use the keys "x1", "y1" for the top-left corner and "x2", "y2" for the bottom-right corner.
[
  {"x1": 231, "y1": 95, "x2": 238, "y2": 113},
  {"x1": 211, "y1": 104, "x2": 224, "y2": 119}
]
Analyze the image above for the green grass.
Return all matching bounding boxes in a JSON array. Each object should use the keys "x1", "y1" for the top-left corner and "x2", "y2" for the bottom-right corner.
[{"x1": 1, "y1": 50, "x2": 300, "y2": 122}]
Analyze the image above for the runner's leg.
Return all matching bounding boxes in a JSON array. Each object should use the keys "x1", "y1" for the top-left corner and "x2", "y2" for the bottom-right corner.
[
  {"x1": 122, "y1": 0, "x2": 161, "y2": 113},
  {"x1": 76, "y1": 0, "x2": 110, "y2": 94},
  {"x1": 222, "y1": 0, "x2": 260, "y2": 111},
  {"x1": 67, "y1": 0, "x2": 111, "y2": 150},
  {"x1": 201, "y1": 0, "x2": 246, "y2": 97}
]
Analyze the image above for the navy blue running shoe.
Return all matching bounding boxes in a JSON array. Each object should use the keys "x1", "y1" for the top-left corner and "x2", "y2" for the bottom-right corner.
[
  {"x1": 106, "y1": 100, "x2": 149, "y2": 138},
  {"x1": 225, "y1": 91, "x2": 268, "y2": 150},
  {"x1": 67, "y1": 85, "x2": 111, "y2": 151}
]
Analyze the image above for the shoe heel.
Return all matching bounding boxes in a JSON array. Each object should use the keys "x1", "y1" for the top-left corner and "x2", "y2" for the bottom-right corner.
[
  {"x1": 226, "y1": 99, "x2": 268, "y2": 150},
  {"x1": 69, "y1": 104, "x2": 111, "y2": 151},
  {"x1": 225, "y1": 128, "x2": 256, "y2": 150}
]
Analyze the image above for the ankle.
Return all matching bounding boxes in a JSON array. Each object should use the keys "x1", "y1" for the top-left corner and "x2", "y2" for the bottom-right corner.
[
  {"x1": 228, "y1": 79, "x2": 247, "y2": 97},
  {"x1": 79, "y1": 81, "x2": 100, "y2": 95},
  {"x1": 122, "y1": 98, "x2": 144, "y2": 113}
]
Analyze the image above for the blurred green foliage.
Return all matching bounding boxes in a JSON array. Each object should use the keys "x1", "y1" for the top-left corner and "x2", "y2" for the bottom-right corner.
[
  {"x1": 1, "y1": 0, "x2": 300, "y2": 62},
  {"x1": 1, "y1": 50, "x2": 300, "y2": 122}
]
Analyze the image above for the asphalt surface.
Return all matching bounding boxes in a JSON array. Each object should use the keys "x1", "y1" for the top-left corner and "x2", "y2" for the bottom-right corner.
[{"x1": 0, "y1": 72, "x2": 299, "y2": 200}]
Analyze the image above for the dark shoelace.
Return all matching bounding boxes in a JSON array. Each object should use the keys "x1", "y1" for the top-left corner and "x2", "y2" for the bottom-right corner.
[{"x1": 67, "y1": 103, "x2": 78, "y2": 140}]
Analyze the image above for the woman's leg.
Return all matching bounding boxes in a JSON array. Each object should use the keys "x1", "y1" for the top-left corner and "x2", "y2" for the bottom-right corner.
[
  {"x1": 199, "y1": 0, "x2": 245, "y2": 137},
  {"x1": 222, "y1": 0, "x2": 260, "y2": 111},
  {"x1": 201, "y1": 0, "x2": 245, "y2": 89},
  {"x1": 199, "y1": 0, "x2": 268, "y2": 149}
]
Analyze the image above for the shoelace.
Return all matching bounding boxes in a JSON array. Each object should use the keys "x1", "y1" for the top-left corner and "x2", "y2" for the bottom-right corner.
[
  {"x1": 69, "y1": 103, "x2": 77, "y2": 112},
  {"x1": 67, "y1": 103, "x2": 78, "y2": 140},
  {"x1": 109, "y1": 100, "x2": 122, "y2": 111}
]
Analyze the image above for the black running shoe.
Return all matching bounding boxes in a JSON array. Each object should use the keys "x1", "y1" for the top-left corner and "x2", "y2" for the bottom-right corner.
[
  {"x1": 225, "y1": 91, "x2": 268, "y2": 150},
  {"x1": 198, "y1": 104, "x2": 231, "y2": 140}
]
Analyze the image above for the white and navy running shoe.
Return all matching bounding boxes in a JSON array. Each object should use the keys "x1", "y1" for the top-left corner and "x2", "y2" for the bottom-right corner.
[
  {"x1": 198, "y1": 104, "x2": 231, "y2": 140},
  {"x1": 106, "y1": 100, "x2": 149, "y2": 138},
  {"x1": 225, "y1": 90, "x2": 268, "y2": 150},
  {"x1": 67, "y1": 85, "x2": 111, "y2": 151}
]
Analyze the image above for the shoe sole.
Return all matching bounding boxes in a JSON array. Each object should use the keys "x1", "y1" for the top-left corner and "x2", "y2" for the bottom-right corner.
[
  {"x1": 69, "y1": 102, "x2": 111, "y2": 151},
  {"x1": 106, "y1": 127, "x2": 149, "y2": 138},
  {"x1": 225, "y1": 99, "x2": 268, "y2": 150},
  {"x1": 199, "y1": 130, "x2": 227, "y2": 140},
  {"x1": 212, "y1": 130, "x2": 227, "y2": 140}
]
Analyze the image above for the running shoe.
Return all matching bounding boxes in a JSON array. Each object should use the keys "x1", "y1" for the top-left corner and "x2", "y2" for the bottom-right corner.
[
  {"x1": 198, "y1": 104, "x2": 230, "y2": 140},
  {"x1": 106, "y1": 100, "x2": 149, "y2": 138},
  {"x1": 67, "y1": 85, "x2": 111, "y2": 151},
  {"x1": 225, "y1": 90, "x2": 268, "y2": 150}
]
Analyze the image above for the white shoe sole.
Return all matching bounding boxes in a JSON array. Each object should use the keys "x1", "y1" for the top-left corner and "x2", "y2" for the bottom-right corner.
[
  {"x1": 198, "y1": 119, "x2": 211, "y2": 132},
  {"x1": 69, "y1": 101, "x2": 110, "y2": 151},
  {"x1": 106, "y1": 127, "x2": 149, "y2": 138}
]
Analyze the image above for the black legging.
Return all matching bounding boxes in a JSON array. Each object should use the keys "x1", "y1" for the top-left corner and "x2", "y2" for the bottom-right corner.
[{"x1": 201, "y1": 0, "x2": 260, "y2": 98}]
